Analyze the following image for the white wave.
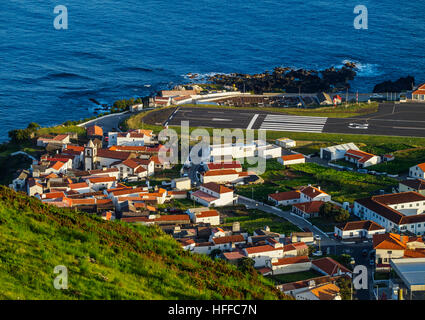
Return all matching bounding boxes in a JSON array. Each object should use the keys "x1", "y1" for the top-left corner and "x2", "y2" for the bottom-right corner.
[{"x1": 340, "y1": 59, "x2": 384, "y2": 77}]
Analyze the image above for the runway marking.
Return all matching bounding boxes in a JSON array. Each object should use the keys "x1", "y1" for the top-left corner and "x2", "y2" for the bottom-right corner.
[
  {"x1": 212, "y1": 118, "x2": 232, "y2": 122},
  {"x1": 393, "y1": 126, "x2": 425, "y2": 130},
  {"x1": 259, "y1": 114, "x2": 328, "y2": 133},
  {"x1": 246, "y1": 114, "x2": 259, "y2": 130}
]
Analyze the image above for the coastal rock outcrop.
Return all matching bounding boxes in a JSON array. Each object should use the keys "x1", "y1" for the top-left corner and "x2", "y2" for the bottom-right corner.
[
  {"x1": 373, "y1": 76, "x2": 415, "y2": 93},
  {"x1": 207, "y1": 62, "x2": 357, "y2": 94}
]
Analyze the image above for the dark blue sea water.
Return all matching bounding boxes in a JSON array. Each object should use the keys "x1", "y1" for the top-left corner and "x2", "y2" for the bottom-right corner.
[{"x1": 1, "y1": 0, "x2": 425, "y2": 141}]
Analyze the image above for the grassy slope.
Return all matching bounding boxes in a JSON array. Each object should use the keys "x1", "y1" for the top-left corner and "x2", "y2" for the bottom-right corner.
[{"x1": 0, "y1": 186, "x2": 287, "y2": 300}]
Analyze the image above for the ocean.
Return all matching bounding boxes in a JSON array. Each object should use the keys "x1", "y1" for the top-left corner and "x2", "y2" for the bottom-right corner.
[{"x1": 1, "y1": 0, "x2": 424, "y2": 141}]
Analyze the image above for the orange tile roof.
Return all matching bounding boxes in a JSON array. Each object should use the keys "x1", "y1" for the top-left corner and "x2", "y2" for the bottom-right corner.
[
  {"x1": 272, "y1": 256, "x2": 310, "y2": 266},
  {"x1": 373, "y1": 233, "x2": 408, "y2": 250},
  {"x1": 269, "y1": 191, "x2": 300, "y2": 202},
  {"x1": 310, "y1": 283, "x2": 340, "y2": 300},
  {"x1": 311, "y1": 257, "x2": 351, "y2": 276},
  {"x1": 280, "y1": 153, "x2": 305, "y2": 161},
  {"x1": 207, "y1": 161, "x2": 242, "y2": 171},
  {"x1": 69, "y1": 182, "x2": 89, "y2": 190},
  {"x1": 202, "y1": 182, "x2": 233, "y2": 194},
  {"x1": 300, "y1": 186, "x2": 328, "y2": 198},
  {"x1": 244, "y1": 245, "x2": 283, "y2": 255},
  {"x1": 293, "y1": 201, "x2": 325, "y2": 214},
  {"x1": 196, "y1": 210, "x2": 219, "y2": 218},
  {"x1": 50, "y1": 161, "x2": 65, "y2": 171},
  {"x1": 337, "y1": 220, "x2": 384, "y2": 232},
  {"x1": 212, "y1": 235, "x2": 245, "y2": 245},
  {"x1": 345, "y1": 149, "x2": 376, "y2": 163},
  {"x1": 87, "y1": 125, "x2": 103, "y2": 137},
  {"x1": 88, "y1": 177, "x2": 116, "y2": 184},
  {"x1": 417, "y1": 163, "x2": 425, "y2": 171},
  {"x1": 203, "y1": 169, "x2": 239, "y2": 177},
  {"x1": 65, "y1": 145, "x2": 85, "y2": 152},
  {"x1": 53, "y1": 134, "x2": 69, "y2": 141}
]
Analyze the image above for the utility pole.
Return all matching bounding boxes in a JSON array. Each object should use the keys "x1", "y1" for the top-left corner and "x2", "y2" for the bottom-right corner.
[{"x1": 346, "y1": 88, "x2": 348, "y2": 107}]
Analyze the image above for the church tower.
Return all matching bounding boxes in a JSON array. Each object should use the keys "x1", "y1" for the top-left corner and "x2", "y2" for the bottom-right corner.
[{"x1": 84, "y1": 140, "x2": 97, "y2": 171}]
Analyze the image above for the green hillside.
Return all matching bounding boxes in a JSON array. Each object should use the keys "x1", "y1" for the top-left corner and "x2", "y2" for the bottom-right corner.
[{"x1": 0, "y1": 186, "x2": 287, "y2": 300}]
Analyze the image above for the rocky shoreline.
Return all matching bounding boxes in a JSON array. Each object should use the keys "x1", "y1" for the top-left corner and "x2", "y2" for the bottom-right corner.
[{"x1": 206, "y1": 62, "x2": 358, "y2": 94}]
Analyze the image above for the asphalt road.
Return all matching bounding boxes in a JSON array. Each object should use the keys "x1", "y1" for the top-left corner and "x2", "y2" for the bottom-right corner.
[
  {"x1": 168, "y1": 103, "x2": 425, "y2": 137},
  {"x1": 80, "y1": 111, "x2": 133, "y2": 133}
]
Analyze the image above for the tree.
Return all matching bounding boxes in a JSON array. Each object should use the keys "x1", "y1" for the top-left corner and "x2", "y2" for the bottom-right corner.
[
  {"x1": 335, "y1": 209, "x2": 350, "y2": 222},
  {"x1": 336, "y1": 277, "x2": 352, "y2": 300},
  {"x1": 237, "y1": 257, "x2": 255, "y2": 273},
  {"x1": 209, "y1": 249, "x2": 221, "y2": 259}
]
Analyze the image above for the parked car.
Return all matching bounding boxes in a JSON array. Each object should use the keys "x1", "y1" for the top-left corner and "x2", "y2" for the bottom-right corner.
[
  {"x1": 312, "y1": 251, "x2": 323, "y2": 257},
  {"x1": 314, "y1": 235, "x2": 321, "y2": 241}
]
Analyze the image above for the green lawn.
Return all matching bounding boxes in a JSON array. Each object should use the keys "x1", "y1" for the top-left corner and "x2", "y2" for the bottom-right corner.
[
  {"x1": 368, "y1": 148, "x2": 425, "y2": 174},
  {"x1": 267, "y1": 270, "x2": 323, "y2": 285},
  {"x1": 309, "y1": 215, "x2": 359, "y2": 233},
  {"x1": 236, "y1": 161, "x2": 397, "y2": 203},
  {"x1": 221, "y1": 208, "x2": 301, "y2": 235},
  {"x1": 36, "y1": 125, "x2": 86, "y2": 138}
]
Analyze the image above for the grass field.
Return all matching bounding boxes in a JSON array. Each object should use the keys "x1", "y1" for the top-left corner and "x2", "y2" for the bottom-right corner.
[
  {"x1": 368, "y1": 148, "x2": 425, "y2": 174},
  {"x1": 36, "y1": 125, "x2": 87, "y2": 138},
  {"x1": 220, "y1": 208, "x2": 301, "y2": 235},
  {"x1": 236, "y1": 161, "x2": 397, "y2": 203},
  {"x1": 267, "y1": 270, "x2": 323, "y2": 285}
]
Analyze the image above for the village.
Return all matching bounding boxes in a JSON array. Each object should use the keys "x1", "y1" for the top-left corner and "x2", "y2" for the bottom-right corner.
[{"x1": 8, "y1": 84, "x2": 425, "y2": 301}]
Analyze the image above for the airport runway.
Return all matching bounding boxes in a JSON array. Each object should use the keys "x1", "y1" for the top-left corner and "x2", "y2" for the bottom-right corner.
[{"x1": 167, "y1": 103, "x2": 425, "y2": 137}]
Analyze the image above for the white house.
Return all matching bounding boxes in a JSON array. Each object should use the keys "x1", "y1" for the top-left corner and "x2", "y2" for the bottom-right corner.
[
  {"x1": 211, "y1": 235, "x2": 246, "y2": 251},
  {"x1": 171, "y1": 177, "x2": 192, "y2": 191},
  {"x1": 37, "y1": 134, "x2": 70, "y2": 147},
  {"x1": 268, "y1": 191, "x2": 301, "y2": 206},
  {"x1": 353, "y1": 192, "x2": 425, "y2": 235},
  {"x1": 334, "y1": 220, "x2": 386, "y2": 240},
  {"x1": 112, "y1": 159, "x2": 148, "y2": 180},
  {"x1": 255, "y1": 141, "x2": 282, "y2": 159},
  {"x1": 208, "y1": 142, "x2": 256, "y2": 162},
  {"x1": 344, "y1": 149, "x2": 381, "y2": 168},
  {"x1": 243, "y1": 244, "x2": 285, "y2": 268},
  {"x1": 200, "y1": 169, "x2": 240, "y2": 184},
  {"x1": 27, "y1": 178, "x2": 43, "y2": 196},
  {"x1": 299, "y1": 186, "x2": 331, "y2": 203},
  {"x1": 108, "y1": 129, "x2": 153, "y2": 147},
  {"x1": 409, "y1": 163, "x2": 425, "y2": 179},
  {"x1": 275, "y1": 138, "x2": 296, "y2": 149},
  {"x1": 278, "y1": 154, "x2": 305, "y2": 166},
  {"x1": 267, "y1": 256, "x2": 311, "y2": 275},
  {"x1": 86, "y1": 177, "x2": 117, "y2": 191},
  {"x1": 187, "y1": 208, "x2": 221, "y2": 226},
  {"x1": 320, "y1": 143, "x2": 359, "y2": 161},
  {"x1": 191, "y1": 183, "x2": 236, "y2": 207},
  {"x1": 204, "y1": 160, "x2": 243, "y2": 173},
  {"x1": 412, "y1": 84, "x2": 425, "y2": 101}
]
